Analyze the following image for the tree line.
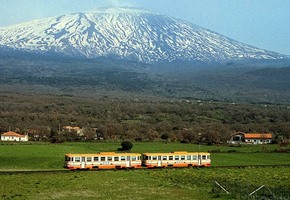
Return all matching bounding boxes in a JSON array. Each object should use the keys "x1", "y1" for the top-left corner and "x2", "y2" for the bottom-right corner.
[{"x1": 0, "y1": 93, "x2": 290, "y2": 144}]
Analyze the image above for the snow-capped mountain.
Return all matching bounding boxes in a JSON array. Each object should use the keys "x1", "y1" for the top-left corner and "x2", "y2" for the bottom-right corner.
[{"x1": 0, "y1": 7, "x2": 287, "y2": 63}]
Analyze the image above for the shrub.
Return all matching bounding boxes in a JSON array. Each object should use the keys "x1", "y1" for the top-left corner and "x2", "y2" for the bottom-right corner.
[
  {"x1": 120, "y1": 141, "x2": 133, "y2": 151},
  {"x1": 161, "y1": 133, "x2": 169, "y2": 140}
]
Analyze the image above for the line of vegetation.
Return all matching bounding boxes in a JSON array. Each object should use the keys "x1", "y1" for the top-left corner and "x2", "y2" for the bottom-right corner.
[{"x1": 0, "y1": 93, "x2": 289, "y2": 145}]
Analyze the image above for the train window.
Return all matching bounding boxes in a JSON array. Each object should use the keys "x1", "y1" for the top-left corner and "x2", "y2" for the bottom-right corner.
[
  {"x1": 202, "y1": 155, "x2": 206, "y2": 160},
  {"x1": 101, "y1": 157, "x2": 106, "y2": 161},
  {"x1": 175, "y1": 156, "x2": 179, "y2": 160},
  {"x1": 65, "y1": 156, "x2": 71, "y2": 161},
  {"x1": 152, "y1": 156, "x2": 157, "y2": 160},
  {"x1": 132, "y1": 156, "x2": 136, "y2": 161},
  {"x1": 169, "y1": 156, "x2": 173, "y2": 160},
  {"x1": 87, "y1": 157, "x2": 92, "y2": 162},
  {"x1": 192, "y1": 155, "x2": 197, "y2": 160},
  {"x1": 114, "y1": 157, "x2": 119, "y2": 161},
  {"x1": 180, "y1": 156, "x2": 185, "y2": 160},
  {"x1": 207, "y1": 155, "x2": 210, "y2": 159},
  {"x1": 121, "y1": 156, "x2": 126, "y2": 161},
  {"x1": 144, "y1": 156, "x2": 151, "y2": 160},
  {"x1": 187, "y1": 155, "x2": 191, "y2": 160},
  {"x1": 75, "y1": 157, "x2": 80, "y2": 162},
  {"x1": 94, "y1": 157, "x2": 99, "y2": 162},
  {"x1": 108, "y1": 157, "x2": 112, "y2": 161},
  {"x1": 162, "y1": 156, "x2": 167, "y2": 160}
]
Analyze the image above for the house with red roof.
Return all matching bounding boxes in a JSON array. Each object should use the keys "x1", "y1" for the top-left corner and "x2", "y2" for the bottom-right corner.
[
  {"x1": 62, "y1": 126, "x2": 84, "y2": 136},
  {"x1": 228, "y1": 132, "x2": 272, "y2": 144},
  {"x1": 1, "y1": 131, "x2": 28, "y2": 142}
]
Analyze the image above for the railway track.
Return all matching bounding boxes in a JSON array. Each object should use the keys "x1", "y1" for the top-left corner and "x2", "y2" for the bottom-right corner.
[{"x1": 0, "y1": 164, "x2": 289, "y2": 174}]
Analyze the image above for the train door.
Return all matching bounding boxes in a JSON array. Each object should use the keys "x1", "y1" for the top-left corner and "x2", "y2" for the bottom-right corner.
[
  {"x1": 126, "y1": 156, "x2": 131, "y2": 167},
  {"x1": 81, "y1": 157, "x2": 86, "y2": 169},
  {"x1": 198, "y1": 155, "x2": 202, "y2": 166},
  {"x1": 158, "y1": 156, "x2": 162, "y2": 167}
]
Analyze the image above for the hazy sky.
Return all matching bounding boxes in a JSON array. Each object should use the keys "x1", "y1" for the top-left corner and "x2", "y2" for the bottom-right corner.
[{"x1": 0, "y1": 0, "x2": 289, "y2": 55}]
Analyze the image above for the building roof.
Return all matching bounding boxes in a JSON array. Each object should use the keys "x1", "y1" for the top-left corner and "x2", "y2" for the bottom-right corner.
[
  {"x1": 63, "y1": 126, "x2": 81, "y2": 130},
  {"x1": 244, "y1": 133, "x2": 272, "y2": 139},
  {"x1": 1, "y1": 131, "x2": 26, "y2": 137}
]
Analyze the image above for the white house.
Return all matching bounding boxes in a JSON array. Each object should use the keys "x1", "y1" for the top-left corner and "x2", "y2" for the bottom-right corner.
[
  {"x1": 62, "y1": 126, "x2": 84, "y2": 136},
  {"x1": 1, "y1": 131, "x2": 29, "y2": 142},
  {"x1": 228, "y1": 132, "x2": 272, "y2": 144}
]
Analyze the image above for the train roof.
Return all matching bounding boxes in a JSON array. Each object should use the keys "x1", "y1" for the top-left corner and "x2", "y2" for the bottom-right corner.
[
  {"x1": 65, "y1": 152, "x2": 142, "y2": 157},
  {"x1": 142, "y1": 152, "x2": 210, "y2": 156}
]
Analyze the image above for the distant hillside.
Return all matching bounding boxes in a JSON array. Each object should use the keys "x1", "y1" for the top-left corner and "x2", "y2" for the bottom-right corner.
[
  {"x1": 245, "y1": 66, "x2": 290, "y2": 91},
  {"x1": 1, "y1": 53, "x2": 290, "y2": 104}
]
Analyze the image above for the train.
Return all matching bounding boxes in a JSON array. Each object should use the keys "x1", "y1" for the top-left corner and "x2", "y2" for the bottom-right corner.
[{"x1": 64, "y1": 151, "x2": 211, "y2": 170}]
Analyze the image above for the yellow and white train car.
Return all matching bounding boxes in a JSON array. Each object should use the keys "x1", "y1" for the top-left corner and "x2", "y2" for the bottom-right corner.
[
  {"x1": 65, "y1": 152, "x2": 142, "y2": 170},
  {"x1": 142, "y1": 151, "x2": 211, "y2": 168}
]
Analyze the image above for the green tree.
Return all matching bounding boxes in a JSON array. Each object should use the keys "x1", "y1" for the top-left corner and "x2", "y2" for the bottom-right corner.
[
  {"x1": 161, "y1": 133, "x2": 170, "y2": 141},
  {"x1": 120, "y1": 141, "x2": 133, "y2": 151}
]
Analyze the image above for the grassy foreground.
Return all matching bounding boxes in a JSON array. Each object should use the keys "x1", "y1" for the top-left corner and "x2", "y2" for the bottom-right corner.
[
  {"x1": 0, "y1": 142, "x2": 289, "y2": 199},
  {"x1": 0, "y1": 170, "x2": 210, "y2": 200},
  {"x1": 1, "y1": 167, "x2": 289, "y2": 200}
]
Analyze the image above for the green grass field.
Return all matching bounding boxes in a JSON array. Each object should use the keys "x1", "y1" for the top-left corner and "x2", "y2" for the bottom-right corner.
[
  {"x1": 0, "y1": 142, "x2": 288, "y2": 170},
  {"x1": 0, "y1": 142, "x2": 289, "y2": 199},
  {"x1": 0, "y1": 170, "x2": 211, "y2": 200},
  {"x1": 0, "y1": 167, "x2": 289, "y2": 200}
]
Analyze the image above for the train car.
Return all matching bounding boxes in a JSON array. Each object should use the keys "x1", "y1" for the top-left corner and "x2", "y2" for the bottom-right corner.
[
  {"x1": 142, "y1": 151, "x2": 211, "y2": 168},
  {"x1": 65, "y1": 152, "x2": 142, "y2": 170}
]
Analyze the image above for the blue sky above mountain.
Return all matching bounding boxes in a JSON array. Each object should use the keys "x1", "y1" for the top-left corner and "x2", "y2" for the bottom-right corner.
[{"x1": 0, "y1": 0, "x2": 289, "y2": 55}]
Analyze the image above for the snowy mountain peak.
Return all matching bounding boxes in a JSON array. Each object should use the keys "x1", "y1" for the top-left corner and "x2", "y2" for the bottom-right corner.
[{"x1": 0, "y1": 7, "x2": 287, "y2": 63}]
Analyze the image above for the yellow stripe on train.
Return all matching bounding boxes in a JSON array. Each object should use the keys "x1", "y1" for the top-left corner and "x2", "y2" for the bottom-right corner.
[{"x1": 64, "y1": 151, "x2": 211, "y2": 170}]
